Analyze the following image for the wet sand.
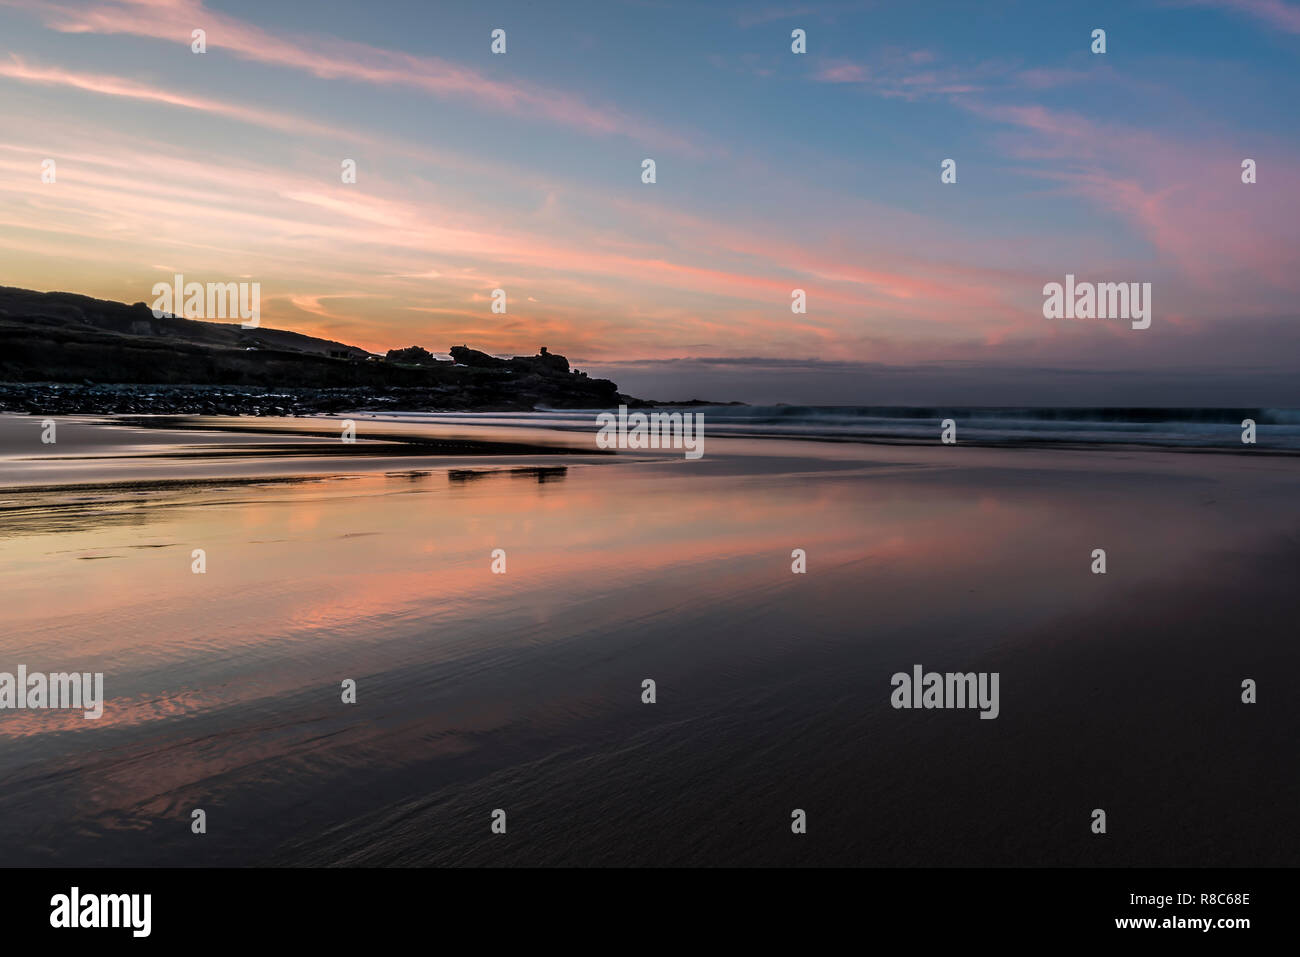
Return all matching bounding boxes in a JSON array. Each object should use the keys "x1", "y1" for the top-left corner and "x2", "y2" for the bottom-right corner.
[{"x1": 0, "y1": 413, "x2": 1295, "y2": 866}]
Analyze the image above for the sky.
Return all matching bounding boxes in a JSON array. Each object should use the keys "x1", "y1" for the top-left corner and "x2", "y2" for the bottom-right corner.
[{"x1": 1, "y1": 0, "x2": 1298, "y2": 404}]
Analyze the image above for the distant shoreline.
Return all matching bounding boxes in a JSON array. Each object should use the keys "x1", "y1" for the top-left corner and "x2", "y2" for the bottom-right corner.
[
  {"x1": 0, "y1": 382, "x2": 737, "y2": 416},
  {"x1": 2, "y1": 408, "x2": 1294, "y2": 460},
  {"x1": 0, "y1": 286, "x2": 664, "y2": 411},
  {"x1": 0, "y1": 381, "x2": 627, "y2": 416}
]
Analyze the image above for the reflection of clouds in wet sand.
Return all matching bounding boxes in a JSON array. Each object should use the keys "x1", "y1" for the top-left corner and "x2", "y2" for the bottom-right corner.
[
  {"x1": 0, "y1": 414, "x2": 1295, "y2": 864},
  {"x1": 0, "y1": 414, "x2": 607, "y2": 492}
]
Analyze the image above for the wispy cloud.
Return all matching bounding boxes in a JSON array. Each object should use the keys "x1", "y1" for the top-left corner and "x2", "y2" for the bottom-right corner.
[
  {"x1": 811, "y1": 51, "x2": 984, "y2": 98},
  {"x1": 0, "y1": 0, "x2": 710, "y2": 154},
  {"x1": 0, "y1": 0, "x2": 1295, "y2": 374},
  {"x1": 964, "y1": 97, "x2": 1300, "y2": 298},
  {"x1": 0, "y1": 56, "x2": 346, "y2": 137},
  {"x1": 1174, "y1": 0, "x2": 1300, "y2": 34}
]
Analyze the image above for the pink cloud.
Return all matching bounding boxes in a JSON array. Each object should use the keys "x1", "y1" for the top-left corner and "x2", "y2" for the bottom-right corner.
[
  {"x1": 1177, "y1": 0, "x2": 1300, "y2": 33},
  {"x1": 0, "y1": 0, "x2": 710, "y2": 155},
  {"x1": 965, "y1": 97, "x2": 1300, "y2": 301},
  {"x1": 815, "y1": 61, "x2": 870, "y2": 83},
  {"x1": 0, "y1": 56, "x2": 347, "y2": 137},
  {"x1": 811, "y1": 52, "x2": 983, "y2": 98}
]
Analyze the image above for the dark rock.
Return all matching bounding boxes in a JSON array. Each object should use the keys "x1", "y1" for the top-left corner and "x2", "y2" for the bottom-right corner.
[{"x1": 0, "y1": 287, "x2": 638, "y2": 413}]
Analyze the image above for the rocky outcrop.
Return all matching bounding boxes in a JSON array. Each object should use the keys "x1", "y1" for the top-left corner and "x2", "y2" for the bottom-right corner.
[
  {"x1": 386, "y1": 345, "x2": 440, "y2": 366},
  {"x1": 452, "y1": 344, "x2": 572, "y2": 377},
  {"x1": 449, "y1": 345, "x2": 507, "y2": 369},
  {"x1": 0, "y1": 287, "x2": 630, "y2": 412},
  {"x1": 0, "y1": 381, "x2": 622, "y2": 415},
  {"x1": 509, "y1": 346, "x2": 569, "y2": 376}
]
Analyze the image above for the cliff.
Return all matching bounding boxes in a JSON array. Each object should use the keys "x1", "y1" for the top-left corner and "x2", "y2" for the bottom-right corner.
[{"x1": 0, "y1": 287, "x2": 629, "y2": 413}]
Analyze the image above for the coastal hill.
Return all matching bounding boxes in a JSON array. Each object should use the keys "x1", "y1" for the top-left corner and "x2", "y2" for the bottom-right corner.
[{"x1": 0, "y1": 286, "x2": 631, "y2": 414}]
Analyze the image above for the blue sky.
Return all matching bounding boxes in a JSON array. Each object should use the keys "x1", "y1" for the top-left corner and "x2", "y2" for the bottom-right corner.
[{"x1": 1, "y1": 0, "x2": 1298, "y2": 402}]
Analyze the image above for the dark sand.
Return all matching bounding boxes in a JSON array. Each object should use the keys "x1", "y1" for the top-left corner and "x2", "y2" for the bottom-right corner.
[{"x1": 0, "y1": 413, "x2": 1295, "y2": 866}]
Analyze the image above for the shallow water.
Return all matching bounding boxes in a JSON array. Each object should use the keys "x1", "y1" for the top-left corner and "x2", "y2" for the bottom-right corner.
[{"x1": 0, "y1": 414, "x2": 1296, "y2": 865}]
